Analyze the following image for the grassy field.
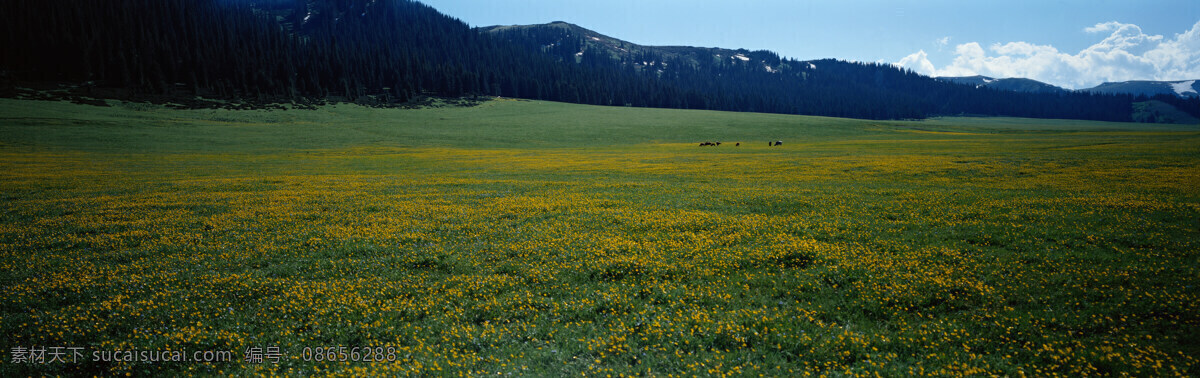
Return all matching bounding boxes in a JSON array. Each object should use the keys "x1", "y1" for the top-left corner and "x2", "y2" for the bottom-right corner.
[{"x1": 1, "y1": 98, "x2": 1198, "y2": 376}]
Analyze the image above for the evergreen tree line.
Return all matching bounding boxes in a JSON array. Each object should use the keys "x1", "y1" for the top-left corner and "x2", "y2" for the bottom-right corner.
[
  {"x1": 0, "y1": 0, "x2": 679, "y2": 106},
  {"x1": 1, "y1": 0, "x2": 1137, "y2": 122}
]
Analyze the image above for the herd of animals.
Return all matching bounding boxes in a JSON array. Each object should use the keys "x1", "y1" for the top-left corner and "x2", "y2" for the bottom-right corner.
[{"x1": 699, "y1": 141, "x2": 783, "y2": 147}]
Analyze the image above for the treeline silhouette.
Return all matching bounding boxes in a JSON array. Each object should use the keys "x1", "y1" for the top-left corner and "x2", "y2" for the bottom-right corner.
[
  {"x1": 0, "y1": 0, "x2": 1136, "y2": 121},
  {"x1": 0, "y1": 0, "x2": 665, "y2": 106}
]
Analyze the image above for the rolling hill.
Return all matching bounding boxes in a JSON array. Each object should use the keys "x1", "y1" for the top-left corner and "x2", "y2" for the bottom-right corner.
[
  {"x1": 1082, "y1": 80, "x2": 1200, "y2": 98},
  {"x1": 936, "y1": 76, "x2": 1068, "y2": 94},
  {"x1": 481, "y1": 21, "x2": 792, "y2": 75}
]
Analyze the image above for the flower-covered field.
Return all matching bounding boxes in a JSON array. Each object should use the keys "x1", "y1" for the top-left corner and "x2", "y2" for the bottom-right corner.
[{"x1": 1, "y1": 99, "x2": 1198, "y2": 375}]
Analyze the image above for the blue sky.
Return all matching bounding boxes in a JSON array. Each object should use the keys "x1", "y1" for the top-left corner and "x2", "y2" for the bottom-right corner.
[{"x1": 419, "y1": 0, "x2": 1200, "y2": 89}]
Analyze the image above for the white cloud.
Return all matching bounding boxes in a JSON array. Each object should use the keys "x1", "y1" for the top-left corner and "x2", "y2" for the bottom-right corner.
[
  {"x1": 1084, "y1": 21, "x2": 1123, "y2": 34},
  {"x1": 895, "y1": 20, "x2": 1200, "y2": 89},
  {"x1": 935, "y1": 36, "x2": 951, "y2": 49},
  {"x1": 897, "y1": 50, "x2": 936, "y2": 75}
]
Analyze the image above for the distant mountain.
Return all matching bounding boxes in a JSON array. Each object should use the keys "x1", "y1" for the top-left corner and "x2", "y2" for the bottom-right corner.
[
  {"x1": 938, "y1": 76, "x2": 1200, "y2": 99},
  {"x1": 937, "y1": 76, "x2": 1068, "y2": 94},
  {"x1": 1082, "y1": 80, "x2": 1200, "y2": 98},
  {"x1": 482, "y1": 21, "x2": 791, "y2": 75},
  {"x1": 934, "y1": 76, "x2": 1198, "y2": 123}
]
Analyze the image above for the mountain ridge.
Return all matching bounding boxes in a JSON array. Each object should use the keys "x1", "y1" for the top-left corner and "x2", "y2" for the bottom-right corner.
[
  {"x1": 481, "y1": 21, "x2": 790, "y2": 74},
  {"x1": 935, "y1": 76, "x2": 1069, "y2": 94},
  {"x1": 1081, "y1": 80, "x2": 1200, "y2": 98},
  {"x1": 935, "y1": 75, "x2": 1200, "y2": 99}
]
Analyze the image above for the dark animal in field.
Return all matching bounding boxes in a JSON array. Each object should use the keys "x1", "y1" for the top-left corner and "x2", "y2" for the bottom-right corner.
[
  {"x1": 735, "y1": 142, "x2": 740, "y2": 146},
  {"x1": 715, "y1": 142, "x2": 722, "y2": 146},
  {"x1": 774, "y1": 141, "x2": 783, "y2": 146},
  {"x1": 700, "y1": 142, "x2": 716, "y2": 146}
]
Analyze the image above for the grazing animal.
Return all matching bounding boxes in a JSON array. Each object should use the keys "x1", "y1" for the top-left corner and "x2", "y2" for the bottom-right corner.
[
  {"x1": 700, "y1": 142, "x2": 716, "y2": 146},
  {"x1": 715, "y1": 142, "x2": 722, "y2": 146},
  {"x1": 774, "y1": 140, "x2": 783, "y2": 146},
  {"x1": 735, "y1": 142, "x2": 740, "y2": 146}
]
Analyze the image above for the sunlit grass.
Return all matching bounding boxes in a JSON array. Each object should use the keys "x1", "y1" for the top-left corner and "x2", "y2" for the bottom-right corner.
[{"x1": 1, "y1": 99, "x2": 1198, "y2": 375}]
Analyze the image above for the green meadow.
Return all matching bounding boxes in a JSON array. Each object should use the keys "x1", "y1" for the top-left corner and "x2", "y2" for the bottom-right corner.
[{"x1": 1, "y1": 98, "x2": 1198, "y2": 376}]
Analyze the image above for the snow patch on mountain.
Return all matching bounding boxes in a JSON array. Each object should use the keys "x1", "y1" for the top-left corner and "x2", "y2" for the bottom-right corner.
[
  {"x1": 1172, "y1": 80, "x2": 1198, "y2": 96},
  {"x1": 733, "y1": 54, "x2": 750, "y2": 61}
]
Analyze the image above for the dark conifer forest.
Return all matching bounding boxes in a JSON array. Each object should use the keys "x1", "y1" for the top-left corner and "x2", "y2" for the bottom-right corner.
[{"x1": 0, "y1": 0, "x2": 1147, "y2": 121}]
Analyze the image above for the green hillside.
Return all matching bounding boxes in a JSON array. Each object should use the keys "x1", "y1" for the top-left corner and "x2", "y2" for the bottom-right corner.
[{"x1": 1133, "y1": 100, "x2": 1200, "y2": 125}]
